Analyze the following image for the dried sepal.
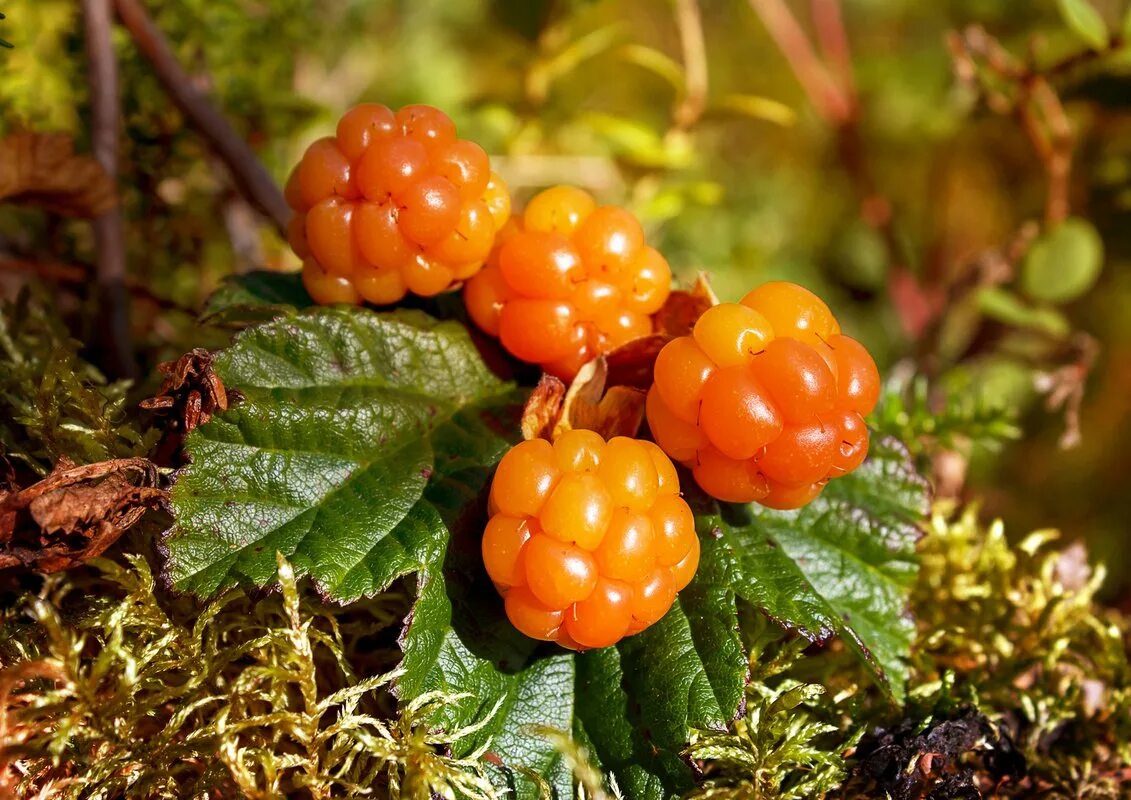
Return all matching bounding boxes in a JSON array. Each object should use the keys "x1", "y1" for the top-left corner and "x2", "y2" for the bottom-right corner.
[
  {"x1": 520, "y1": 374, "x2": 567, "y2": 442},
  {"x1": 654, "y1": 271, "x2": 718, "y2": 338},
  {"x1": 554, "y1": 357, "x2": 647, "y2": 441}
]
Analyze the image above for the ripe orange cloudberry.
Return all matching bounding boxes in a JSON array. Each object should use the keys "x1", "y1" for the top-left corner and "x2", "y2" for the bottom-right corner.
[
  {"x1": 483, "y1": 433, "x2": 697, "y2": 648},
  {"x1": 464, "y1": 186, "x2": 671, "y2": 379},
  {"x1": 646, "y1": 281, "x2": 880, "y2": 510},
  {"x1": 285, "y1": 103, "x2": 511, "y2": 306}
]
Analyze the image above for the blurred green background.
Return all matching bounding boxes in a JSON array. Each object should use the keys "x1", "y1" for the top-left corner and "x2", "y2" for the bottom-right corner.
[{"x1": 2, "y1": 0, "x2": 1129, "y2": 598}]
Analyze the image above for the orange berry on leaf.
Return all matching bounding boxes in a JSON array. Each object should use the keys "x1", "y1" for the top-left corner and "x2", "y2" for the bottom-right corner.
[
  {"x1": 486, "y1": 433, "x2": 696, "y2": 649},
  {"x1": 644, "y1": 283, "x2": 879, "y2": 510}
]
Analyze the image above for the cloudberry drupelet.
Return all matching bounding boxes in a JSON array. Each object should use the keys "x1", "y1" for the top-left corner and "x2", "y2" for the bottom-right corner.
[
  {"x1": 484, "y1": 433, "x2": 697, "y2": 648},
  {"x1": 464, "y1": 186, "x2": 671, "y2": 379},
  {"x1": 646, "y1": 281, "x2": 880, "y2": 510},
  {"x1": 286, "y1": 103, "x2": 511, "y2": 306}
]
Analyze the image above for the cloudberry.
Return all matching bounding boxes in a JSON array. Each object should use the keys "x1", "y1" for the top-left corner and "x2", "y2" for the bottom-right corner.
[
  {"x1": 647, "y1": 281, "x2": 879, "y2": 509},
  {"x1": 465, "y1": 186, "x2": 671, "y2": 379},
  {"x1": 484, "y1": 432, "x2": 697, "y2": 649},
  {"x1": 286, "y1": 103, "x2": 510, "y2": 306}
]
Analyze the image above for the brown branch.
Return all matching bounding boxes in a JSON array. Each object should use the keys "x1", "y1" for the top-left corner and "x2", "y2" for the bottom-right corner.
[
  {"x1": 672, "y1": 0, "x2": 709, "y2": 130},
  {"x1": 953, "y1": 26, "x2": 1076, "y2": 225},
  {"x1": 1030, "y1": 78, "x2": 1073, "y2": 224},
  {"x1": 745, "y1": 0, "x2": 851, "y2": 123},
  {"x1": 81, "y1": 0, "x2": 136, "y2": 379},
  {"x1": 113, "y1": 0, "x2": 289, "y2": 236}
]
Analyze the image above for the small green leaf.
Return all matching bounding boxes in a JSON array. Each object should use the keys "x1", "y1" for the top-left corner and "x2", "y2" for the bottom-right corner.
[
  {"x1": 977, "y1": 286, "x2": 1071, "y2": 338},
  {"x1": 711, "y1": 93, "x2": 797, "y2": 127},
  {"x1": 202, "y1": 270, "x2": 312, "y2": 324},
  {"x1": 617, "y1": 44, "x2": 685, "y2": 93},
  {"x1": 1056, "y1": 0, "x2": 1110, "y2": 50},
  {"x1": 165, "y1": 307, "x2": 518, "y2": 601},
  {"x1": 1020, "y1": 217, "x2": 1104, "y2": 303}
]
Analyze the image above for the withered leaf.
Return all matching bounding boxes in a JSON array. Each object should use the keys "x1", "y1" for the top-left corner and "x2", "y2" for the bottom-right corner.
[
  {"x1": 605, "y1": 333, "x2": 669, "y2": 389},
  {"x1": 0, "y1": 132, "x2": 118, "y2": 218},
  {"x1": 0, "y1": 457, "x2": 164, "y2": 573},
  {"x1": 140, "y1": 348, "x2": 231, "y2": 466},
  {"x1": 520, "y1": 374, "x2": 566, "y2": 442},
  {"x1": 654, "y1": 271, "x2": 718, "y2": 337},
  {"x1": 553, "y1": 357, "x2": 647, "y2": 441}
]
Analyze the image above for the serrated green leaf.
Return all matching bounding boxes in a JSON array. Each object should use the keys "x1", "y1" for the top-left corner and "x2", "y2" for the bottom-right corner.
[
  {"x1": 202, "y1": 270, "x2": 312, "y2": 324},
  {"x1": 1056, "y1": 0, "x2": 1109, "y2": 50},
  {"x1": 1020, "y1": 217, "x2": 1104, "y2": 303},
  {"x1": 164, "y1": 307, "x2": 518, "y2": 601},
  {"x1": 399, "y1": 478, "x2": 746, "y2": 800},
  {"x1": 691, "y1": 436, "x2": 927, "y2": 700}
]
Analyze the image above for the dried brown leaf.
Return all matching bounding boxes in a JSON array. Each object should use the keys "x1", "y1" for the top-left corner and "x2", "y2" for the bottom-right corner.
[
  {"x1": 0, "y1": 457, "x2": 164, "y2": 573},
  {"x1": 653, "y1": 271, "x2": 718, "y2": 337},
  {"x1": 0, "y1": 132, "x2": 118, "y2": 217}
]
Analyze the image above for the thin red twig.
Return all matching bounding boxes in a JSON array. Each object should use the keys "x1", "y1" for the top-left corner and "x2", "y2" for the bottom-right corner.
[
  {"x1": 113, "y1": 0, "x2": 289, "y2": 236},
  {"x1": 81, "y1": 0, "x2": 136, "y2": 379},
  {"x1": 810, "y1": 0, "x2": 855, "y2": 99},
  {"x1": 745, "y1": 0, "x2": 851, "y2": 123}
]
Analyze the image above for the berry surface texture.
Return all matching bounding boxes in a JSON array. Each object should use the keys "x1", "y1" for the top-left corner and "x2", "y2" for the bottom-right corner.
[
  {"x1": 647, "y1": 281, "x2": 880, "y2": 509},
  {"x1": 483, "y1": 433, "x2": 698, "y2": 648}
]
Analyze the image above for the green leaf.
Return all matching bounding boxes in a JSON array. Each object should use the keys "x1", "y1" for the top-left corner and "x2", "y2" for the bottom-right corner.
[
  {"x1": 202, "y1": 270, "x2": 312, "y2": 324},
  {"x1": 691, "y1": 436, "x2": 927, "y2": 700},
  {"x1": 1020, "y1": 217, "x2": 1105, "y2": 303},
  {"x1": 1056, "y1": 0, "x2": 1110, "y2": 50},
  {"x1": 977, "y1": 286, "x2": 1071, "y2": 337},
  {"x1": 399, "y1": 479, "x2": 745, "y2": 799},
  {"x1": 164, "y1": 307, "x2": 517, "y2": 601}
]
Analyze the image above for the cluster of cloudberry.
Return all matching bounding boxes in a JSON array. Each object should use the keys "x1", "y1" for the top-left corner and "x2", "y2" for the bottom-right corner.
[
  {"x1": 482, "y1": 433, "x2": 698, "y2": 649},
  {"x1": 647, "y1": 282, "x2": 880, "y2": 509},
  {"x1": 286, "y1": 103, "x2": 511, "y2": 305},
  {"x1": 288, "y1": 103, "x2": 881, "y2": 648},
  {"x1": 464, "y1": 186, "x2": 671, "y2": 379}
]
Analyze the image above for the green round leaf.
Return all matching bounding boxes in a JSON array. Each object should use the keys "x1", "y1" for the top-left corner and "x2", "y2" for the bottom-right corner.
[{"x1": 1021, "y1": 217, "x2": 1104, "y2": 303}]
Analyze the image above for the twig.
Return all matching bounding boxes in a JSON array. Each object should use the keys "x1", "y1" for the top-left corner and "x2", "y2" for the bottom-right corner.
[
  {"x1": 747, "y1": 0, "x2": 938, "y2": 338},
  {"x1": 952, "y1": 26, "x2": 1076, "y2": 224},
  {"x1": 81, "y1": 0, "x2": 136, "y2": 379},
  {"x1": 113, "y1": 0, "x2": 289, "y2": 236},
  {"x1": 745, "y1": 0, "x2": 851, "y2": 123},
  {"x1": 672, "y1": 0, "x2": 709, "y2": 130},
  {"x1": 809, "y1": 0, "x2": 855, "y2": 99},
  {"x1": 1029, "y1": 78, "x2": 1073, "y2": 224}
]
